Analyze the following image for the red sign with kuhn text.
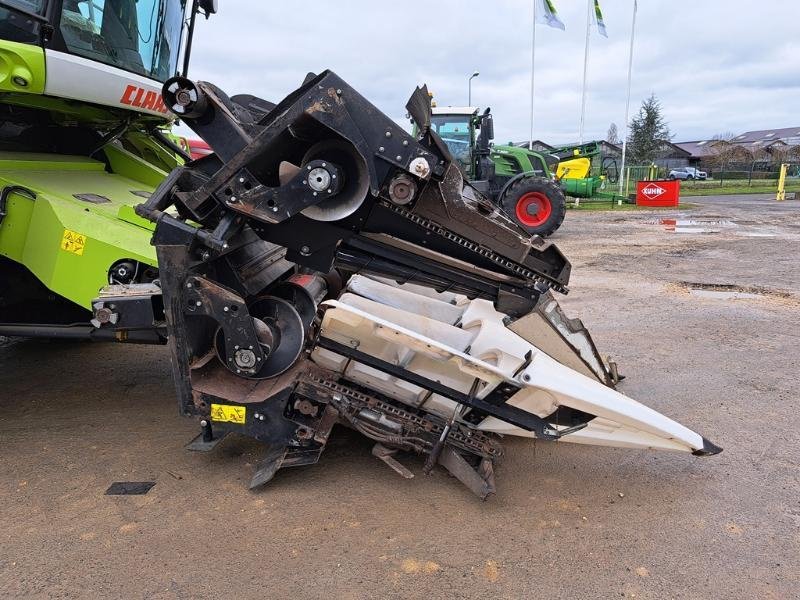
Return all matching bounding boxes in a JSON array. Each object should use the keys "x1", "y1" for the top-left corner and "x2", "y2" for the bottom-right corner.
[{"x1": 636, "y1": 180, "x2": 680, "y2": 206}]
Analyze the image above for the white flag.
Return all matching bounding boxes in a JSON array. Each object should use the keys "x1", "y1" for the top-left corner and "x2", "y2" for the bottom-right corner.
[{"x1": 536, "y1": 0, "x2": 566, "y2": 31}]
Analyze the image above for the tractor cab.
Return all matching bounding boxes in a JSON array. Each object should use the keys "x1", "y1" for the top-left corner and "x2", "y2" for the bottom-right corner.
[
  {"x1": 429, "y1": 106, "x2": 495, "y2": 186},
  {"x1": 414, "y1": 104, "x2": 566, "y2": 237}
]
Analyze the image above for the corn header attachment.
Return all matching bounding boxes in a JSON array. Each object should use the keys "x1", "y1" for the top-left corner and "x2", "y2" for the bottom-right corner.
[{"x1": 135, "y1": 71, "x2": 719, "y2": 498}]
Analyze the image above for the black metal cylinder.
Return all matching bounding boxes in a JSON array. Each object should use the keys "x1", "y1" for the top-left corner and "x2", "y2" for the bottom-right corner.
[{"x1": 272, "y1": 271, "x2": 329, "y2": 327}]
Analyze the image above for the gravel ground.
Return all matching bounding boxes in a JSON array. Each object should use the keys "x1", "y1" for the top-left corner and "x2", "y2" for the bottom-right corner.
[{"x1": 1, "y1": 194, "x2": 798, "y2": 599}]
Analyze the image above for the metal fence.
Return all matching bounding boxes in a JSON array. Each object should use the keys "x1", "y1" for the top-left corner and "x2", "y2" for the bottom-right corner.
[
  {"x1": 696, "y1": 161, "x2": 800, "y2": 186},
  {"x1": 621, "y1": 161, "x2": 800, "y2": 194},
  {"x1": 564, "y1": 159, "x2": 799, "y2": 208},
  {"x1": 618, "y1": 165, "x2": 657, "y2": 198}
]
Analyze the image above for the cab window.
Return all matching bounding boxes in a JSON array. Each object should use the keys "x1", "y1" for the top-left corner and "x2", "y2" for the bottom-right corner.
[
  {"x1": 59, "y1": 0, "x2": 186, "y2": 82},
  {"x1": 0, "y1": 0, "x2": 46, "y2": 44},
  {"x1": 431, "y1": 115, "x2": 474, "y2": 171}
]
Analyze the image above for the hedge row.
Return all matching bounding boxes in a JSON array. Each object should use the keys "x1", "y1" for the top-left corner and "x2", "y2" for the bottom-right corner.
[{"x1": 710, "y1": 171, "x2": 782, "y2": 180}]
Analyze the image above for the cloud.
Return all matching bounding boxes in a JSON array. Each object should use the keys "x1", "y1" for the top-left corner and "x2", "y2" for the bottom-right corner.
[{"x1": 185, "y1": 1, "x2": 799, "y2": 144}]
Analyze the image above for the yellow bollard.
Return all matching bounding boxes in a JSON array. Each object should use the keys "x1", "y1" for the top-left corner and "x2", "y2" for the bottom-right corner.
[
  {"x1": 625, "y1": 167, "x2": 631, "y2": 198},
  {"x1": 776, "y1": 163, "x2": 788, "y2": 201}
]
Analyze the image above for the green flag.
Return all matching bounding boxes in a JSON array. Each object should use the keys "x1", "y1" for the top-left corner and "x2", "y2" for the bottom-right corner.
[
  {"x1": 593, "y1": 0, "x2": 608, "y2": 37},
  {"x1": 536, "y1": 0, "x2": 566, "y2": 31}
]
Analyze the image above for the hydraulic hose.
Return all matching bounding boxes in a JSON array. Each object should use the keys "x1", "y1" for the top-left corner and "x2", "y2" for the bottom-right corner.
[
  {"x1": 150, "y1": 127, "x2": 193, "y2": 163},
  {"x1": 0, "y1": 185, "x2": 36, "y2": 227}
]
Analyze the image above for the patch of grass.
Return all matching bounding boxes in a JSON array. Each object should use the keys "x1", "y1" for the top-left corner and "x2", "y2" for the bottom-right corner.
[
  {"x1": 565, "y1": 200, "x2": 698, "y2": 211},
  {"x1": 678, "y1": 180, "x2": 800, "y2": 197}
]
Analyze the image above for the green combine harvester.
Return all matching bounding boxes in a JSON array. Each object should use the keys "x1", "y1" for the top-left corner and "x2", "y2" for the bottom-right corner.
[{"x1": 0, "y1": 0, "x2": 216, "y2": 341}]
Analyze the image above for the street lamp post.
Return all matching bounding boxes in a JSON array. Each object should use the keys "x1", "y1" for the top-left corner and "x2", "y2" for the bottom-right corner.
[{"x1": 468, "y1": 71, "x2": 479, "y2": 105}]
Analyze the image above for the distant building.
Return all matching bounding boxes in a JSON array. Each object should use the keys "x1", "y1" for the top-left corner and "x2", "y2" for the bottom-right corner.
[
  {"x1": 731, "y1": 126, "x2": 800, "y2": 147},
  {"x1": 597, "y1": 140, "x2": 623, "y2": 159},
  {"x1": 652, "y1": 141, "x2": 692, "y2": 170},
  {"x1": 675, "y1": 126, "x2": 800, "y2": 172},
  {"x1": 673, "y1": 140, "x2": 718, "y2": 166},
  {"x1": 514, "y1": 140, "x2": 555, "y2": 153}
]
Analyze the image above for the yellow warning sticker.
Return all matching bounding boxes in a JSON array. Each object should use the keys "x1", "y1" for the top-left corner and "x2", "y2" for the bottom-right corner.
[
  {"x1": 210, "y1": 403, "x2": 246, "y2": 424},
  {"x1": 60, "y1": 229, "x2": 87, "y2": 256}
]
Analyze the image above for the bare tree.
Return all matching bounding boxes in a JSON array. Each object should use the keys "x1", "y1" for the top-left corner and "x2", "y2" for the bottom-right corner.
[
  {"x1": 607, "y1": 122, "x2": 619, "y2": 145},
  {"x1": 713, "y1": 132, "x2": 736, "y2": 140},
  {"x1": 769, "y1": 143, "x2": 791, "y2": 165},
  {"x1": 707, "y1": 132, "x2": 746, "y2": 171},
  {"x1": 751, "y1": 144, "x2": 770, "y2": 166}
]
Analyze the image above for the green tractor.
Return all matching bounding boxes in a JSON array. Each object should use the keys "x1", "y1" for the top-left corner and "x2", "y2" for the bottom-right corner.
[
  {"x1": 426, "y1": 106, "x2": 567, "y2": 237},
  {"x1": 0, "y1": 0, "x2": 217, "y2": 341}
]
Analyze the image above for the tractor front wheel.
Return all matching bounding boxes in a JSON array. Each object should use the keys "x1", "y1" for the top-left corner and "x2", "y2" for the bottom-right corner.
[{"x1": 500, "y1": 177, "x2": 566, "y2": 237}]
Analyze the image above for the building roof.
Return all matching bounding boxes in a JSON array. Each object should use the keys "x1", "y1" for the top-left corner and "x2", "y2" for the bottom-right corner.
[
  {"x1": 741, "y1": 139, "x2": 788, "y2": 151},
  {"x1": 656, "y1": 141, "x2": 692, "y2": 158},
  {"x1": 674, "y1": 140, "x2": 718, "y2": 158},
  {"x1": 548, "y1": 140, "x2": 623, "y2": 152},
  {"x1": 677, "y1": 128, "x2": 800, "y2": 158},
  {"x1": 731, "y1": 126, "x2": 800, "y2": 145},
  {"x1": 599, "y1": 140, "x2": 623, "y2": 153}
]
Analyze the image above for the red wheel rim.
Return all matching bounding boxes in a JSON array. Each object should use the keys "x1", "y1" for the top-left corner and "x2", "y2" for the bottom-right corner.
[{"x1": 515, "y1": 191, "x2": 552, "y2": 227}]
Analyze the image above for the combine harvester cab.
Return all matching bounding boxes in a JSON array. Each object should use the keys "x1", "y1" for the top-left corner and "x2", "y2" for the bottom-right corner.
[
  {"x1": 0, "y1": 0, "x2": 216, "y2": 341},
  {"x1": 134, "y1": 72, "x2": 721, "y2": 498}
]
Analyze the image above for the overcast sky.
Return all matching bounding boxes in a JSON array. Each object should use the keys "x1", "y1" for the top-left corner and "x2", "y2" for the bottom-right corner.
[{"x1": 186, "y1": 1, "x2": 799, "y2": 145}]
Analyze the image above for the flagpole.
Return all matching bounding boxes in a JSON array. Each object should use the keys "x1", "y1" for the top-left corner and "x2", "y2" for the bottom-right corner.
[
  {"x1": 529, "y1": 0, "x2": 536, "y2": 150},
  {"x1": 618, "y1": 0, "x2": 638, "y2": 199},
  {"x1": 578, "y1": 0, "x2": 592, "y2": 145}
]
